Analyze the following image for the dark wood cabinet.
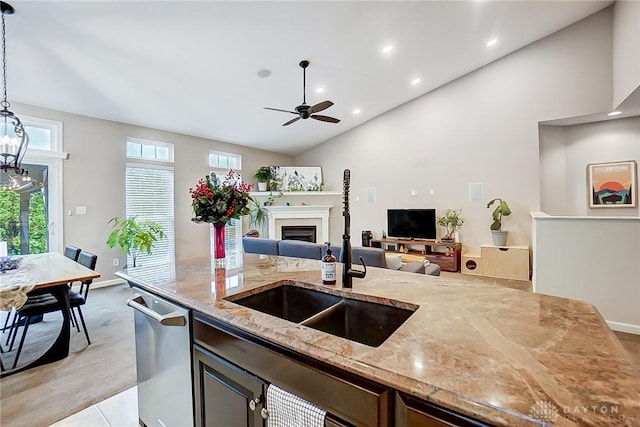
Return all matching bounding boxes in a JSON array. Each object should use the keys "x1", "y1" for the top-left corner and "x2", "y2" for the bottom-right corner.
[
  {"x1": 193, "y1": 345, "x2": 267, "y2": 427},
  {"x1": 194, "y1": 313, "x2": 389, "y2": 427},
  {"x1": 395, "y1": 392, "x2": 489, "y2": 427}
]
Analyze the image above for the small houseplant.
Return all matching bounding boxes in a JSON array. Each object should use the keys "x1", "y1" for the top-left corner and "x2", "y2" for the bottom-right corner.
[
  {"x1": 253, "y1": 166, "x2": 275, "y2": 192},
  {"x1": 486, "y1": 198, "x2": 511, "y2": 246},
  {"x1": 436, "y1": 209, "x2": 464, "y2": 242},
  {"x1": 106, "y1": 217, "x2": 166, "y2": 268}
]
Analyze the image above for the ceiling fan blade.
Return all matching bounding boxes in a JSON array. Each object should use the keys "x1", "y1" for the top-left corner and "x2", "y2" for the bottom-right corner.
[
  {"x1": 311, "y1": 115, "x2": 340, "y2": 124},
  {"x1": 282, "y1": 117, "x2": 301, "y2": 126},
  {"x1": 309, "y1": 100, "x2": 333, "y2": 114},
  {"x1": 264, "y1": 107, "x2": 297, "y2": 114}
]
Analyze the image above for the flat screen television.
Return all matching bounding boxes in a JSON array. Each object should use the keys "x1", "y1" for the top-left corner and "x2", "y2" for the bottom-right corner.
[{"x1": 387, "y1": 209, "x2": 436, "y2": 240}]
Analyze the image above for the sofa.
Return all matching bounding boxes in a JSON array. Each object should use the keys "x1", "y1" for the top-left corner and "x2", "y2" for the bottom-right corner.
[{"x1": 242, "y1": 237, "x2": 440, "y2": 276}]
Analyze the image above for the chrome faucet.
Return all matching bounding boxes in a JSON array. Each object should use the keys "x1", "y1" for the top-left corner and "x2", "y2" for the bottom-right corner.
[{"x1": 341, "y1": 169, "x2": 366, "y2": 288}]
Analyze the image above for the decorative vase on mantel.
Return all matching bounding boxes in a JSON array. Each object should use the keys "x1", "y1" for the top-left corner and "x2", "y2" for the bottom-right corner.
[{"x1": 210, "y1": 222, "x2": 226, "y2": 270}]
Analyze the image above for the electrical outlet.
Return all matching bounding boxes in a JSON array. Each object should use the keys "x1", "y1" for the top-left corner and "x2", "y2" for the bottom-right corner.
[{"x1": 113, "y1": 258, "x2": 119, "y2": 267}]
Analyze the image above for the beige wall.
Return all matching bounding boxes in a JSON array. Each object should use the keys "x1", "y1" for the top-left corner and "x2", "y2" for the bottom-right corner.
[
  {"x1": 295, "y1": 9, "x2": 614, "y2": 252},
  {"x1": 14, "y1": 103, "x2": 293, "y2": 280},
  {"x1": 613, "y1": 0, "x2": 640, "y2": 107},
  {"x1": 540, "y1": 117, "x2": 640, "y2": 216}
]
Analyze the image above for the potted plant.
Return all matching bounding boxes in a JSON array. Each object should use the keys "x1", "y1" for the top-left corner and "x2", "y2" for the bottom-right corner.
[
  {"x1": 486, "y1": 198, "x2": 511, "y2": 246},
  {"x1": 106, "y1": 216, "x2": 166, "y2": 268},
  {"x1": 436, "y1": 209, "x2": 464, "y2": 242},
  {"x1": 253, "y1": 166, "x2": 275, "y2": 192}
]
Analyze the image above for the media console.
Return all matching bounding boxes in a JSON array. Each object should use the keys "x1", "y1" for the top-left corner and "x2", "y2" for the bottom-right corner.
[{"x1": 371, "y1": 238, "x2": 462, "y2": 272}]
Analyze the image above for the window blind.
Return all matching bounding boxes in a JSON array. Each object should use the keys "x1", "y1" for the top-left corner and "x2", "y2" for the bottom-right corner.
[{"x1": 125, "y1": 165, "x2": 175, "y2": 275}]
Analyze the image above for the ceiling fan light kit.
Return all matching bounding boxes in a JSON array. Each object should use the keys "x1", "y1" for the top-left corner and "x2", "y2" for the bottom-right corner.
[{"x1": 264, "y1": 60, "x2": 340, "y2": 126}]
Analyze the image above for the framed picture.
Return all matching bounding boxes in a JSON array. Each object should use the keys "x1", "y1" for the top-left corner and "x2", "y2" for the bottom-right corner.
[
  {"x1": 587, "y1": 160, "x2": 637, "y2": 208},
  {"x1": 271, "y1": 166, "x2": 323, "y2": 191}
]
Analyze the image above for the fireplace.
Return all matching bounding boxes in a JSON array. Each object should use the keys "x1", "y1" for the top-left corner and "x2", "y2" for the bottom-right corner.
[
  {"x1": 282, "y1": 225, "x2": 317, "y2": 243},
  {"x1": 264, "y1": 205, "x2": 333, "y2": 243}
]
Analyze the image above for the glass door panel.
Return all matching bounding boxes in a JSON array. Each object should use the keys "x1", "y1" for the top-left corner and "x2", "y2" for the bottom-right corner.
[{"x1": 0, "y1": 164, "x2": 49, "y2": 255}]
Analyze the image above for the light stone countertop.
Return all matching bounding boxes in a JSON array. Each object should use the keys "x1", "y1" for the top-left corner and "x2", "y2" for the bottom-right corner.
[{"x1": 116, "y1": 254, "x2": 640, "y2": 426}]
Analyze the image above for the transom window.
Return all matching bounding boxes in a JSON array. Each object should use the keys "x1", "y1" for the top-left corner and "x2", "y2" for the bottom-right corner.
[
  {"x1": 127, "y1": 137, "x2": 174, "y2": 162},
  {"x1": 209, "y1": 150, "x2": 241, "y2": 170}
]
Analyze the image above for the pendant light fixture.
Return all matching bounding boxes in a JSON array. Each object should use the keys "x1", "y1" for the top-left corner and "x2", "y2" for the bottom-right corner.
[
  {"x1": 0, "y1": 2, "x2": 28, "y2": 176},
  {"x1": 0, "y1": 1, "x2": 32, "y2": 192}
]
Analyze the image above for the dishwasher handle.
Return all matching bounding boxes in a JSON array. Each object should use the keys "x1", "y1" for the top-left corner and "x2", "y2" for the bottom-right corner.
[{"x1": 127, "y1": 294, "x2": 187, "y2": 327}]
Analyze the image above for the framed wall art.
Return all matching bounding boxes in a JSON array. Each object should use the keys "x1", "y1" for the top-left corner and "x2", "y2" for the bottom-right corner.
[
  {"x1": 587, "y1": 160, "x2": 637, "y2": 208},
  {"x1": 271, "y1": 166, "x2": 323, "y2": 191}
]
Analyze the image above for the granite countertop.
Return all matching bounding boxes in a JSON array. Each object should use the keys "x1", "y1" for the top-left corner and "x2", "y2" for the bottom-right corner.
[{"x1": 116, "y1": 254, "x2": 640, "y2": 426}]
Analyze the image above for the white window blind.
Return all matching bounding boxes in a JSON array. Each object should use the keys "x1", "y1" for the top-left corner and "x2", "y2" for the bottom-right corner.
[
  {"x1": 125, "y1": 164, "x2": 175, "y2": 274},
  {"x1": 225, "y1": 218, "x2": 243, "y2": 269}
]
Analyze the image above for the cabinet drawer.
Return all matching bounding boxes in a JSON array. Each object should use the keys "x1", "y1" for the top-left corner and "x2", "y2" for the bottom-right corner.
[
  {"x1": 194, "y1": 314, "x2": 390, "y2": 427},
  {"x1": 480, "y1": 245, "x2": 529, "y2": 281}
]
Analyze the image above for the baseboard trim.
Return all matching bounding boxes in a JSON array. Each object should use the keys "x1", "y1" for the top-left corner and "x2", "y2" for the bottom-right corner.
[
  {"x1": 607, "y1": 321, "x2": 640, "y2": 335},
  {"x1": 92, "y1": 278, "x2": 126, "y2": 289}
]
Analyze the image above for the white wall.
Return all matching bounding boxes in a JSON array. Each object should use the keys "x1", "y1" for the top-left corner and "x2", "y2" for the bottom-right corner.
[
  {"x1": 613, "y1": 0, "x2": 640, "y2": 107},
  {"x1": 532, "y1": 213, "x2": 640, "y2": 334},
  {"x1": 540, "y1": 117, "x2": 640, "y2": 216},
  {"x1": 296, "y1": 9, "x2": 613, "y2": 252},
  {"x1": 14, "y1": 103, "x2": 293, "y2": 281}
]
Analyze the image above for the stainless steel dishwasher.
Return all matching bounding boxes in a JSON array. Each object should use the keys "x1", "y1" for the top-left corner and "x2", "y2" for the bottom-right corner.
[{"x1": 127, "y1": 287, "x2": 193, "y2": 427}]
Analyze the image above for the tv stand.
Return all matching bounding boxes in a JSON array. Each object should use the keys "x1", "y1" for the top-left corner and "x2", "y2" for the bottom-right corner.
[{"x1": 372, "y1": 238, "x2": 462, "y2": 272}]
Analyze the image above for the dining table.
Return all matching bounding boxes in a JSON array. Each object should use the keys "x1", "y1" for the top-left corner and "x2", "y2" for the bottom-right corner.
[{"x1": 0, "y1": 252, "x2": 100, "y2": 376}]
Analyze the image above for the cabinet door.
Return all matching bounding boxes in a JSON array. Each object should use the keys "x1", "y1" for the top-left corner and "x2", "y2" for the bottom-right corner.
[
  {"x1": 194, "y1": 345, "x2": 266, "y2": 427},
  {"x1": 395, "y1": 393, "x2": 489, "y2": 427}
]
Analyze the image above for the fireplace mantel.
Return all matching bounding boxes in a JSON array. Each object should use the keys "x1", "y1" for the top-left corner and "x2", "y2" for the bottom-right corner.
[{"x1": 264, "y1": 205, "x2": 333, "y2": 242}]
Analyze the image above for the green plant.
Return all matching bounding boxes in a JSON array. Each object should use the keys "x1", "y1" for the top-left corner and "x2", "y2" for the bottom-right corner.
[
  {"x1": 106, "y1": 217, "x2": 166, "y2": 268},
  {"x1": 486, "y1": 198, "x2": 511, "y2": 231},
  {"x1": 248, "y1": 191, "x2": 282, "y2": 228},
  {"x1": 436, "y1": 209, "x2": 464, "y2": 240},
  {"x1": 253, "y1": 166, "x2": 275, "y2": 183}
]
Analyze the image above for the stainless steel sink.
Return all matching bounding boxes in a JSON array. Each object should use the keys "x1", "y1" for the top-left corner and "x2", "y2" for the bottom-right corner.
[
  {"x1": 228, "y1": 283, "x2": 417, "y2": 347},
  {"x1": 229, "y1": 284, "x2": 341, "y2": 323}
]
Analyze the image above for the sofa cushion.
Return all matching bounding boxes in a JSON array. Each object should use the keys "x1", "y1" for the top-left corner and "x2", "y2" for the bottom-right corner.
[
  {"x1": 242, "y1": 237, "x2": 279, "y2": 255},
  {"x1": 352, "y1": 246, "x2": 386, "y2": 268},
  {"x1": 278, "y1": 240, "x2": 323, "y2": 260}
]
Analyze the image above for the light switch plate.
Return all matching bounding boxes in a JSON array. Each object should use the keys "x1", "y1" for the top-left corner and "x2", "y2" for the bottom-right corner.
[{"x1": 75, "y1": 206, "x2": 87, "y2": 215}]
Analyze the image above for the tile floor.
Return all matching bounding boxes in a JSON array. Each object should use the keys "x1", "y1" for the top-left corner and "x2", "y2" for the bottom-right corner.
[{"x1": 50, "y1": 386, "x2": 139, "y2": 427}]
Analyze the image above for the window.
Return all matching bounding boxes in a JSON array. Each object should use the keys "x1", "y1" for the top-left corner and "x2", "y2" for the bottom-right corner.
[
  {"x1": 209, "y1": 150, "x2": 241, "y2": 170},
  {"x1": 125, "y1": 164, "x2": 175, "y2": 276},
  {"x1": 209, "y1": 151, "x2": 243, "y2": 269},
  {"x1": 127, "y1": 137, "x2": 174, "y2": 162},
  {"x1": 225, "y1": 218, "x2": 243, "y2": 269}
]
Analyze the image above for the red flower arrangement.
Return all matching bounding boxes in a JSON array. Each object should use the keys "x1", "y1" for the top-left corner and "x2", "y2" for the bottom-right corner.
[{"x1": 189, "y1": 170, "x2": 253, "y2": 224}]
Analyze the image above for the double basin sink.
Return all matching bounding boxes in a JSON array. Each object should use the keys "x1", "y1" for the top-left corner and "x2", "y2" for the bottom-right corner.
[{"x1": 227, "y1": 283, "x2": 417, "y2": 347}]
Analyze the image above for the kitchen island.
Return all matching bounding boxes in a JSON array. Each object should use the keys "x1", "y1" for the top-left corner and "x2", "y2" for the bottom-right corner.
[{"x1": 117, "y1": 254, "x2": 640, "y2": 426}]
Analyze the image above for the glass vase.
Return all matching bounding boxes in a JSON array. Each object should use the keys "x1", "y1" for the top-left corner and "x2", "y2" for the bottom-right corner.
[{"x1": 210, "y1": 222, "x2": 226, "y2": 270}]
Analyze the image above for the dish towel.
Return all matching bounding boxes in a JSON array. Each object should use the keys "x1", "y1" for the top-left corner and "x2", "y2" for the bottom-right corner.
[{"x1": 266, "y1": 384, "x2": 326, "y2": 427}]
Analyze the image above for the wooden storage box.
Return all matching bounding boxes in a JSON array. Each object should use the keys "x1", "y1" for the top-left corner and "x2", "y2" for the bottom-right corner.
[
  {"x1": 461, "y1": 253, "x2": 482, "y2": 276},
  {"x1": 480, "y1": 245, "x2": 530, "y2": 281}
]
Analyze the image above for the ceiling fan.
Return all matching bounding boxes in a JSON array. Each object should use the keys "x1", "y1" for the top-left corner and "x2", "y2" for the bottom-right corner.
[{"x1": 264, "y1": 60, "x2": 340, "y2": 126}]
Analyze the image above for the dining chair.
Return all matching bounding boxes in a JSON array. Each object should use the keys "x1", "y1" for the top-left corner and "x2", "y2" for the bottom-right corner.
[
  {"x1": 68, "y1": 251, "x2": 98, "y2": 345},
  {"x1": 9, "y1": 251, "x2": 98, "y2": 368},
  {"x1": 64, "y1": 245, "x2": 82, "y2": 262}
]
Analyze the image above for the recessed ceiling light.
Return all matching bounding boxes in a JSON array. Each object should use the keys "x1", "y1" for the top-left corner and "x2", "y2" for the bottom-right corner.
[
  {"x1": 486, "y1": 38, "x2": 498, "y2": 47},
  {"x1": 608, "y1": 111, "x2": 622, "y2": 116},
  {"x1": 315, "y1": 87, "x2": 325, "y2": 94},
  {"x1": 353, "y1": 108, "x2": 361, "y2": 114},
  {"x1": 411, "y1": 78, "x2": 421, "y2": 86},
  {"x1": 257, "y1": 69, "x2": 271, "y2": 78},
  {"x1": 382, "y1": 45, "x2": 393, "y2": 54}
]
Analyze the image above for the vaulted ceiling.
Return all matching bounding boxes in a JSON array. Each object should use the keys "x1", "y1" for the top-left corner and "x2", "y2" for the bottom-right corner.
[{"x1": 10, "y1": 1, "x2": 611, "y2": 155}]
